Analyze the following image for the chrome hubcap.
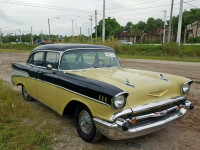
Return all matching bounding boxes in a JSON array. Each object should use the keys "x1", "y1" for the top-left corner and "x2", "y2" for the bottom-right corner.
[{"x1": 79, "y1": 110, "x2": 92, "y2": 135}]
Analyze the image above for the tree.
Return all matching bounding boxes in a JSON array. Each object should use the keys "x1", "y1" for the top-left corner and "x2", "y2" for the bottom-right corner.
[
  {"x1": 96, "y1": 17, "x2": 123, "y2": 39},
  {"x1": 124, "y1": 22, "x2": 133, "y2": 32}
]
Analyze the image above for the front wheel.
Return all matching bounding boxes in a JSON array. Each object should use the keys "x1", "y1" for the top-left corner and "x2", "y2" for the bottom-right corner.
[
  {"x1": 22, "y1": 85, "x2": 33, "y2": 101},
  {"x1": 75, "y1": 105, "x2": 102, "y2": 142}
]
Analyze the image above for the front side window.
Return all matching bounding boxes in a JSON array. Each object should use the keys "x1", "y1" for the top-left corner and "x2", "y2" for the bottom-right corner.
[
  {"x1": 59, "y1": 49, "x2": 121, "y2": 70},
  {"x1": 27, "y1": 52, "x2": 44, "y2": 66},
  {"x1": 45, "y1": 52, "x2": 60, "y2": 69},
  {"x1": 33, "y1": 52, "x2": 44, "y2": 66}
]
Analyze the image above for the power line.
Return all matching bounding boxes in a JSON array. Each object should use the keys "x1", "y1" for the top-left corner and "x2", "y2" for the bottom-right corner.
[
  {"x1": 107, "y1": 0, "x2": 162, "y2": 10},
  {"x1": 184, "y1": 1, "x2": 199, "y2": 8},
  {"x1": 109, "y1": 0, "x2": 197, "y2": 13},
  {"x1": 0, "y1": 0, "x2": 92, "y2": 14}
]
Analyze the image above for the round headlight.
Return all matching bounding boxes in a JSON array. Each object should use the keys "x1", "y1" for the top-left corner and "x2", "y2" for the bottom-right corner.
[
  {"x1": 182, "y1": 83, "x2": 190, "y2": 94},
  {"x1": 112, "y1": 93, "x2": 128, "y2": 109}
]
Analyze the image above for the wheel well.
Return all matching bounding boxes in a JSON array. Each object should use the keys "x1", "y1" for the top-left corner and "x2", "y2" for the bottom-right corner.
[
  {"x1": 63, "y1": 100, "x2": 89, "y2": 116},
  {"x1": 17, "y1": 83, "x2": 23, "y2": 86}
]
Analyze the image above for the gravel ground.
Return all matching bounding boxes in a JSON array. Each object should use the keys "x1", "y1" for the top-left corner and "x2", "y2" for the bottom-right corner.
[{"x1": 0, "y1": 52, "x2": 200, "y2": 150}]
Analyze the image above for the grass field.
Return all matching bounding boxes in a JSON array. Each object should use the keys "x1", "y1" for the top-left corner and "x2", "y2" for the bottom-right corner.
[
  {"x1": 0, "y1": 80, "x2": 53, "y2": 149},
  {"x1": 118, "y1": 54, "x2": 200, "y2": 62},
  {"x1": 0, "y1": 43, "x2": 199, "y2": 62}
]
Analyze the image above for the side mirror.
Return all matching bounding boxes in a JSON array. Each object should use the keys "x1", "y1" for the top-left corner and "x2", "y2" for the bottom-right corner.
[{"x1": 46, "y1": 64, "x2": 53, "y2": 70}]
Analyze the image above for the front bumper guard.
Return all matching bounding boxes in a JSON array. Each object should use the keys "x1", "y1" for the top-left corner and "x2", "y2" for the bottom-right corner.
[{"x1": 94, "y1": 99, "x2": 193, "y2": 140}]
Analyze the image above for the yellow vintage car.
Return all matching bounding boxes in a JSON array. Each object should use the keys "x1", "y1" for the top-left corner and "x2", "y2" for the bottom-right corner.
[{"x1": 11, "y1": 44, "x2": 194, "y2": 142}]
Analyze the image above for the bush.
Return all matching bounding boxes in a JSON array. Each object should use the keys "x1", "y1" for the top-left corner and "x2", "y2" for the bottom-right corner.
[
  {"x1": 188, "y1": 37, "x2": 200, "y2": 43},
  {"x1": 0, "y1": 43, "x2": 37, "y2": 50}
]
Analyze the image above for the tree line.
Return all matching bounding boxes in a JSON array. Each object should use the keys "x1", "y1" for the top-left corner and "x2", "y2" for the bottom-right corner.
[{"x1": 1, "y1": 8, "x2": 199, "y2": 43}]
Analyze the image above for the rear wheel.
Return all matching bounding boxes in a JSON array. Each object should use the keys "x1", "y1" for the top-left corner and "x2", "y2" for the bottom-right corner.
[
  {"x1": 22, "y1": 85, "x2": 33, "y2": 101},
  {"x1": 75, "y1": 105, "x2": 102, "y2": 142}
]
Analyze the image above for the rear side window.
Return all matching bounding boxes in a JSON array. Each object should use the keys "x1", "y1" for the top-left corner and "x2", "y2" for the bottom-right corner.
[{"x1": 45, "y1": 52, "x2": 60, "y2": 69}]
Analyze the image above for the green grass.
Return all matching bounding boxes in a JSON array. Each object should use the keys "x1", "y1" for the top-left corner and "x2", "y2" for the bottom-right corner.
[
  {"x1": 0, "y1": 43, "x2": 37, "y2": 50},
  {"x1": 0, "y1": 80, "x2": 53, "y2": 150},
  {"x1": 118, "y1": 54, "x2": 200, "y2": 62},
  {"x1": 0, "y1": 49, "x2": 31, "y2": 53},
  {"x1": 0, "y1": 42, "x2": 200, "y2": 62}
]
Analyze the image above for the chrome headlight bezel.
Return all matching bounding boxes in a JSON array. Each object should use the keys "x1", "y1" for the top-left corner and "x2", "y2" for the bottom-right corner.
[
  {"x1": 112, "y1": 92, "x2": 129, "y2": 110},
  {"x1": 181, "y1": 80, "x2": 193, "y2": 94}
]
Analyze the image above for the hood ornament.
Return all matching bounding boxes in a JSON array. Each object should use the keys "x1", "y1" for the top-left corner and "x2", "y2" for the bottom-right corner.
[
  {"x1": 159, "y1": 74, "x2": 168, "y2": 81},
  {"x1": 148, "y1": 90, "x2": 168, "y2": 97},
  {"x1": 124, "y1": 78, "x2": 135, "y2": 88}
]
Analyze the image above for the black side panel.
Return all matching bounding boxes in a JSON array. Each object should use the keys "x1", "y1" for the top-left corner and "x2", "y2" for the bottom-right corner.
[
  {"x1": 12, "y1": 63, "x2": 39, "y2": 79},
  {"x1": 12, "y1": 63, "x2": 124, "y2": 105}
]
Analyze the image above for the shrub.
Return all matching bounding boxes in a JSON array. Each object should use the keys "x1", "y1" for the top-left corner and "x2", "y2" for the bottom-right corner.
[{"x1": 188, "y1": 37, "x2": 200, "y2": 43}]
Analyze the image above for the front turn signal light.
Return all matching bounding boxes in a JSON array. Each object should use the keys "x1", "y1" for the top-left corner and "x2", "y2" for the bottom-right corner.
[{"x1": 131, "y1": 117, "x2": 137, "y2": 124}]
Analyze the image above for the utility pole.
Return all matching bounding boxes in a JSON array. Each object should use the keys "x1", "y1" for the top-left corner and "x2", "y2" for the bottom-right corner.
[
  {"x1": 72, "y1": 19, "x2": 74, "y2": 36},
  {"x1": 80, "y1": 27, "x2": 82, "y2": 35},
  {"x1": 48, "y1": 18, "x2": 50, "y2": 38},
  {"x1": 176, "y1": 0, "x2": 184, "y2": 45},
  {"x1": 163, "y1": 11, "x2": 167, "y2": 44},
  {"x1": 168, "y1": 0, "x2": 174, "y2": 43},
  {"x1": 88, "y1": 28, "x2": 90, "y2": 41},
  {"x1": 41, "y1": 30, "x2": 43, "y2": 41},
  {"x1": 19, "y1": 29, "x2": 21, "y2": 43},
  {"x1": 0, "y1": 28, "x2": 2, "y2": 44},
  {"x1": 31, "y1": 27, "x2": 33, "y2": 44},
  {"x1": 95, "y1": 10, "x2": 98, "y2": 39},
  {"x1": 89, "y1": 15, "x2": 94, "y2": 43},
  {"x1": 102, "y1": 0, "x2": 105, "y2": 43},
  {"x1": 160, "y1": 19, "x2": 162, "y2": 43}
]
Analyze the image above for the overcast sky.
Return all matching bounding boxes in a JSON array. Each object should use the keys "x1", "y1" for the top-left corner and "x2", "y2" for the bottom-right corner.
[{"x1": 0, "y1": 0, "x2": 199, "y2": 36}]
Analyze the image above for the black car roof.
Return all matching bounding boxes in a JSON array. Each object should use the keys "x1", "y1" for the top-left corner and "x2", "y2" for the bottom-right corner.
[{"x1": 32, "y1": 44, "x2": 113, "y2": 52}]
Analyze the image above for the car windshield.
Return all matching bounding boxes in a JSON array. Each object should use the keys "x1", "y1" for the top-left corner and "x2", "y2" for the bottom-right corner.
[{"x1": 59, "y1": 49, "x2": 121, "y2": 70}]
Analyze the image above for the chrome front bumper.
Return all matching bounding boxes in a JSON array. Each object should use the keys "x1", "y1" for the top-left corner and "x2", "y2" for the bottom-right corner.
[{"x1": 94, "y1": 97, "x2": 193, "y2": 140}]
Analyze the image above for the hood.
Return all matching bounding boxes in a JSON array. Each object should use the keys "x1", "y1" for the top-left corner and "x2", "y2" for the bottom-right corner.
[{"x1": 69, "y1": 68, "x2": 186, "y2": 108}]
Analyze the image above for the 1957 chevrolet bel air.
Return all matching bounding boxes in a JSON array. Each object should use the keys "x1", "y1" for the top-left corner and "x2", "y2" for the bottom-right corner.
[{"x1": 11, "y1": 44, "x2": 194, "y2": 142}]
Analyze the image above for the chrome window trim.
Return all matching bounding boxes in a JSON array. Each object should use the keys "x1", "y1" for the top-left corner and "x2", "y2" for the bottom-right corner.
[
  {"x1": 27, "y1": 50, "x2": 61, "y2": 70},
  {"x1": 58, "y1": 48, "x2": 121, "y2": 72}
]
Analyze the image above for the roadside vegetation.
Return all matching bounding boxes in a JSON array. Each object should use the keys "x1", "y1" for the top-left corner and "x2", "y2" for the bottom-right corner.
[
  {"x1": 0, "y1": 80, "x2": 53, "y2": 149},
  {"x1": 0, "y1": 41, "x2": 200, "y2": 62}
]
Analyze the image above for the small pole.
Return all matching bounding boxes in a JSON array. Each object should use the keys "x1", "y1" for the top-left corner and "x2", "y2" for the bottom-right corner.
[
  {"x1": 163, "y1": 11, "x2": 167, "y2": 44},
  {"x1": 41, "y1": 30, "x2": 43, "y2": 41},
  {"x1": 0, "y1": 28, "x2": 2, "y2": 44},
  {"x1": 48, "y1": 18, "x2": 50, "y2": 38},
  {"x1": 31, "y1": 27, "x2": 33, "y2": 44},
  {"x1": 102, "y1": 0, "x2": 105, "y2": 43},
  {"x1": 95, "y1": 10, "x2": 98, "y2": 39},
  {"x1": 89, "y1": 15, "x2": 94, "y2": 43},
  {"x1": 176, "y1": 0, "x2": 184, "y2": 45},
  {"x1": 168, "y1": 0, "x2": 174, "y2": 43},
  {"x1": 19, "y1": 29, "x2": 21, "y2": 43}
]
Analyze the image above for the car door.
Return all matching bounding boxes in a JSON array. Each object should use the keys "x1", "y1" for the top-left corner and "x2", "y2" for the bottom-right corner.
[
  {"x1": 36, "y1": 51, "x2": 60, "y2": 110},
  {"x1": 26, "y1": 51, "x2": 45, "y2": 98}
]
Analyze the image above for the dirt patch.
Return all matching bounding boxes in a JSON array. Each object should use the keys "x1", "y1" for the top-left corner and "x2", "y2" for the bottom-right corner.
[{"x1": 0, "y1": 52, "x2": 200, "y2": 150}]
